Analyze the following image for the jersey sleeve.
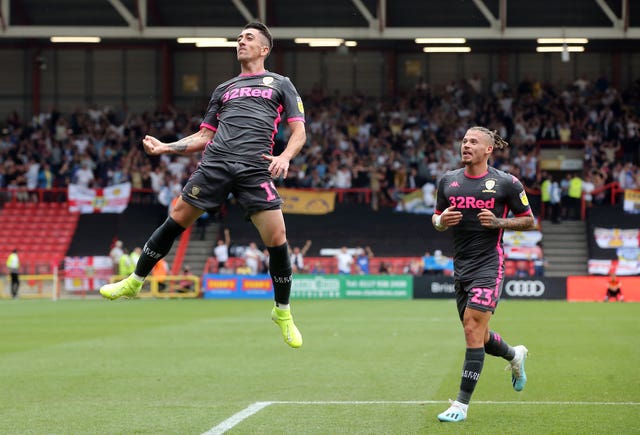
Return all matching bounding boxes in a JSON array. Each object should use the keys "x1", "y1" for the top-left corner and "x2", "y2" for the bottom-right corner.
[
  {"x1": 280, "y1": 77, "x2": 306, "y2": 123},
  {"x1": 199, "y1": 86, "x2": 224, "y2": 131},
  {"x1": 434, "y1": 175, "x2": 449, "y2": 214},
  {"x1": 506, "y1": 174, "x2": 532, "y2": 217}
]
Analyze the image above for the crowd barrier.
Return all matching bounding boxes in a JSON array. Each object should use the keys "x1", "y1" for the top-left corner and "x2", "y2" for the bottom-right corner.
[
  {"x1": 3, "y1": 272, "x2": 637, "y2": 301},
  {"x1": 197, "y1": 273, "x2": 634, "y2": 301}
]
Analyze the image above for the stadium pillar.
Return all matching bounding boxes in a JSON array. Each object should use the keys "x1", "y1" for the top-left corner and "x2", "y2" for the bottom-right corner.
[
  {"x1": 274, "y1": 50, "x2": 285, "y2": 78},
  {"x1": 498, "y1": 52, "x2": 509, "y2": 83},
  {"x1": 161, "y1": 41, "x2": 173, "y2": 112},
  {"x1": 31, "y1": 48, "x2": 41, "y2": 116},
  {"x1": 611, "y1": 52, "x2": 621, "y2": 89},
  {"x1": 386, "y1": 50, "x2": 396, "y2": 96}
]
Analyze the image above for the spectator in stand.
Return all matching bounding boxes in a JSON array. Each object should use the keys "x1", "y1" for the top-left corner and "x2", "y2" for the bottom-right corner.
[
  {"x1": 549, "y1": 175, "x2": 562, "y2": 224},
  {"x1": 243, "y1": 242, "x2": 264, "y2": 275},
  {"x1": 560, "y1": 173, "x2": 571, "y2": 220},
  {"x1": 421, "y1": 251, "x2": 436, "y2": 275},
  {"x1": 618, "y1": 162, "x2": 638, "y2": 190},
  {"x1": 213, "y1": 228, "x2": 231, "y2": 272},
  {"x1": 354, "y1": 246, "x2": 374, "y2": 274},
  {"x1": 514, "y1": 260, "x2": 530, "y2": 278},
  {"x1": 335, "y1": 163, "x2": 352, "y2": 190},
  {"x1": 109, "y1": 240, "x2": 124, "y2": 274},
  {"x1": 118, "y1": 247, "x2": 134, "y2": 277},
  {"x1": 260, "y1": 248, "x2": 270, "y2": 274},
  {"x1": 25, "y1": 157, "x2": 40, "y2": 192},
  {"x1": 378, "y1": 261, "x2": 391, "y2": 274},
  {"x1": 74, "y1": 161, "x2": 95, "y2": 187},
  {"x1": 520, "y1": 152, "x2": 537, "y2": 187},
  {"x1": 130, "y1": 246, "x2": 142, "y2": 269},
  {"x1": 582, "y1": 172, "x2": 595, "y2": 207},
  {"x1": 178, "y1": 265, "x2": 194, "y2": 292},
  {"x1": 405, "y1": 259, "x2": 424, "y2": 276},
  {"x1": 591, "y1": 169, "x2": 608, "y2": 206},
  {"x1": 432, "y1": 249, "x2": 453, "y2": 274},
  {"x1": 336, "y1": 246, "x2": 354, "y2": 274},
  {"x1": 235, "y1": 259, "x2": 252, "y2": 275},
  {"x1": 37, "y1": 162, "x2": 54, "y2": 190},
  {"x1": 538, "y1": 118, "x2": 559, "y2": 141},
  {"x1": 600, "y1": 140, "x2": 621, "y2": 165},
  {"x1": 310, "y1": 261, "x2": 326, "y2": 274},
  {"x1": 369, "y1": 166, "x2": 383, "y2": 211},
  {"x1": 533, "y1": 256, "x2": 547, "y2": 277},
  {"x1": 290, "y1": 240, "x2": 312, "y2": 273}
]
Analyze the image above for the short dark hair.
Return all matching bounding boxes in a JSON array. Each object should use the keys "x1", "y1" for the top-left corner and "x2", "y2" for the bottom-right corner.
[{"x1": 244, "y1": 22, "x2": 273, "y2": 53}]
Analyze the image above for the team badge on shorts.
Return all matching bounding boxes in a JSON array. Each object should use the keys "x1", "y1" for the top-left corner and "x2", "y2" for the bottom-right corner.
[{"x1": 189, "y1": 186, "x2": 201, "y2": 199}]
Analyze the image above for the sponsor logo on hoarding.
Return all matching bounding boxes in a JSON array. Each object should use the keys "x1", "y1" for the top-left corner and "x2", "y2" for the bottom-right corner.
[
  {"x1": 431, "y1": 282, "x2": 455, "y2": 294},
  {"x1": 504, "y1": 280, "x2": 545, "y2": 297}
]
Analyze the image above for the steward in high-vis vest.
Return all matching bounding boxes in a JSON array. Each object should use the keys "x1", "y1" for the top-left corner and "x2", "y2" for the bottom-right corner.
[
  {"x1": 567, "y1": 173, "x2": 583, "y2": 220},
  {"x1": 540, "y1": 173, "x2": 551, "y2": 220},
  {"x1": 6, "y1": 249, "x2": 20, "y2": 298}
]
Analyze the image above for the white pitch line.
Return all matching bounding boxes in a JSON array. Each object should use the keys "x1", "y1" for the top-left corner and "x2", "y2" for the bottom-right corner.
[
  {"x1": 271, "y1": 400, "x2": 640, "y2": 406},
  {"x1": 202, "y1": 401, "x2": 272, "y2": 435},
  {"x1": 204, "y1": 400, "x2": 640, "y2": 434}
]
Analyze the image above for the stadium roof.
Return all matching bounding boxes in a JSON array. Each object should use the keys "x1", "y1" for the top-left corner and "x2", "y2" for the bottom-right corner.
[{"x1": 0, "y1": 0, "x2": 639, "y2": 51}]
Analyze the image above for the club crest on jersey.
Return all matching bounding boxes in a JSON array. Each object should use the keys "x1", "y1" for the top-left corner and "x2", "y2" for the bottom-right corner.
[
  {"x1": 482, "y1": 179, "x2": 497, "y2": 193},
  {"x1": 262, "y1": 76, "x2": 274, "y2": 85}
]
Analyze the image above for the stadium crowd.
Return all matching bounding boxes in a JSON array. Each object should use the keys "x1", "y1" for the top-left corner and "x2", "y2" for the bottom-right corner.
[{"x1": 1, "y1": 74, "x2": 639, "y2": 208}]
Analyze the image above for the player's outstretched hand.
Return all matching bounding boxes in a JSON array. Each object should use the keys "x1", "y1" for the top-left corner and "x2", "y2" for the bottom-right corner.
[{"x1": 262, "y1": 154, "x2": 290, "y2": 179}]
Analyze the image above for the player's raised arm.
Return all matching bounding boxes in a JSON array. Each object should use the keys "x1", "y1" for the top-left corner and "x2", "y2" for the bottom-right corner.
[{"x1": 142, "y1": 127, "x2": 214, "y2": 156}]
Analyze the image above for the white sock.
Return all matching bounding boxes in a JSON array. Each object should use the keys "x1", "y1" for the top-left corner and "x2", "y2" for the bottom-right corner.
[
  {"x1": 276, "y1": 303, "x2": 290, "y2": 310},
  {"x1": 131, "y1": 273, "x2": 145, "y2": 283}
]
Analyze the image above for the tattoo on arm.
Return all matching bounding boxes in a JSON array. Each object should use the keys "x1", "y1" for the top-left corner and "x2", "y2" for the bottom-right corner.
[
  {"x1": 168, "y1": 138, "x2": 192, "y2": 153},
  {"x1": 497, "y1": 216, "x2": 535, "y2": 231}
]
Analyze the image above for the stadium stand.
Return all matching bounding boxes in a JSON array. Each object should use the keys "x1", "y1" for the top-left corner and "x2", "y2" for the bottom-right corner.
[
  {"x1": 66, "y1": 202, "x2": 169, "y2": 257},
  {"x1": 0, "y1": 201, "x2": 77, "y2": 274}
]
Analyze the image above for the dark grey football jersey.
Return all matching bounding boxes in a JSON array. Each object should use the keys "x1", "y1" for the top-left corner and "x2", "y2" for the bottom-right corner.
[
  {"x1": 435, "y1": 166, "x2": 532, "y2": 280},
  {"x1": 200, "y1": 71, "x2": 305, "y2": 163}
]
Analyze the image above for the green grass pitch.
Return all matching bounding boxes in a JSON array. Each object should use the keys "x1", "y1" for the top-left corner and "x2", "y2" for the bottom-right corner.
[{"x1": 1, "y1": 298, "x2": 638, "y2": 434}]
